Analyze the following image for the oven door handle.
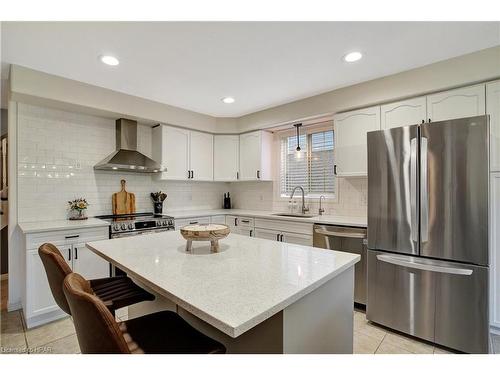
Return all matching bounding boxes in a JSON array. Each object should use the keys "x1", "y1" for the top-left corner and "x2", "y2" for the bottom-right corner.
[{"x1": 313, "y1": 228, "x2": 366, "y2": 239}]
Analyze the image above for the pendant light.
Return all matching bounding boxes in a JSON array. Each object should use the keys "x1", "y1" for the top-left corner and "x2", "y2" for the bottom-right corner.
[{"x1": 293, "y1": 123, "x2": 302, "y2": 151}]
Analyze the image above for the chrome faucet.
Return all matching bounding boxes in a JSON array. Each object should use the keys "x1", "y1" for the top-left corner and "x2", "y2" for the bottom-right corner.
[
  {"x1": 319, "y1": 195, "x2": 325, "y2": 215},
  {"x1": 290, "y1": 186, "x2": 309, "y2": 215}
]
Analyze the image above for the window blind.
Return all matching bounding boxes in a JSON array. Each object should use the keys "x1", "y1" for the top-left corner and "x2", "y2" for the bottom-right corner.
[{"x1": 280, "y1": 129, "x2": 335, "y2": 196}]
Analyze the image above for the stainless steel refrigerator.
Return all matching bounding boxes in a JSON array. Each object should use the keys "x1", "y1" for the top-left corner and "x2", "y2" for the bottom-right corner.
[{"x1": 366, "y1": 115, "x2": 490, "y2": 353}]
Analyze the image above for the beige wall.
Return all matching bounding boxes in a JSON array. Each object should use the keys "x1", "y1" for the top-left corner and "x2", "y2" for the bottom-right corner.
[{"x1": 237, "y1": 45, "x2": 500, "y2": 132}]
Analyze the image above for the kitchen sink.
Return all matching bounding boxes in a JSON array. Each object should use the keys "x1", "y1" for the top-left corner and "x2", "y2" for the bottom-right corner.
[{"x1": 272, "y1": 213, "x2": 316, "y2": 218}]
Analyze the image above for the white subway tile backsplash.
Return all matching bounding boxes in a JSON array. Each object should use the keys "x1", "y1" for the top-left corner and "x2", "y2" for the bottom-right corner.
[{"x1": 17, "y1": 104, "x2": 367, "y2": 222}]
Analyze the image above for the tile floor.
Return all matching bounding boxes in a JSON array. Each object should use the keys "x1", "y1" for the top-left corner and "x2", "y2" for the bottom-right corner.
[{"x1": 1, "y1": 279, "x2": 499, "y2": 354}]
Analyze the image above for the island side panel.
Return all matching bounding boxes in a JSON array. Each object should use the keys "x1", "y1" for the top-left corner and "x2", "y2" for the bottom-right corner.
[
  {"x1": 283, "y1": 266, "x2": 355, "y2": 354},
  {"x1": 177, "y1": 306, "x2": 284, "y2": 354}
]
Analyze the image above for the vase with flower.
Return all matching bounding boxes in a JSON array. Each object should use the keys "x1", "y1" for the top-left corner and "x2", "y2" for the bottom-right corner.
[{"x1": 68, "y1": 198, "x2": 89, "y2": 220}]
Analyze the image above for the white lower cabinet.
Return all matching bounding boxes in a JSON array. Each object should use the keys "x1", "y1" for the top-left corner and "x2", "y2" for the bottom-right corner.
[
  {"x1": 23, "y1": 227, "x2": 109, "y2": 328},
  {"x1": 210, "y1": 215, "x2": 227, "y2": 225},
  {"x1": 254, "y1": 219, "x2": 313, "y2": 246},
  {"x1": 175, "y1": 216, "x2": 210, "y2": 229}
]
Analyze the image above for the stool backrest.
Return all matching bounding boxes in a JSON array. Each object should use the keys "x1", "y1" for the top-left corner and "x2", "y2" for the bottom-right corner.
[
  {"x1": 38, "y1": 243, "x2": 73, "y2": 315},
  {"x1": 63, "y1": 272, "x2": 130, "y2": 354}
]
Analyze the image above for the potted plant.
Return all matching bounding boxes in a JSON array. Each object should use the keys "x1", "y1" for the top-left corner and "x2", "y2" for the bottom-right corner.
[{"x1": 68, "y1": 198, "x2": 89, "y2": 220}]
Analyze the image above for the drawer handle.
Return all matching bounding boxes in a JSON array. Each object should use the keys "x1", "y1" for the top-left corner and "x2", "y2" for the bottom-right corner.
[
  {"x1": 241, "y1": 220, "x2": 250, "y2": 223},
  {"x1": 189, "y1": 221, "x2": 198, "y2": 225},
  {"x1": 65, "y1": 234, "x2": 80, "y2": 239}
]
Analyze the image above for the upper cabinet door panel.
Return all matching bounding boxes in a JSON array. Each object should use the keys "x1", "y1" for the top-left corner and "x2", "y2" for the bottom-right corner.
[
  {"x1": 155, "y1": 125, "x2": 190, "y2": 180},
  {"x1": 487, "y1": 80, "x2": 500, "y2": 172},
  {"x1": 190, "y1": 131, "x2": 213, "y2": 181},
  {"x1": 381, "y1": 97, "x2": 426, "y2": 129},
  {"x1": 334, "y1": 106, "x2": 381, "y2": 176},
  {"x1": 426, "y1": 84, "x2": 485, "y2": 123},
  {"x1": 239, "y1": 131, "x2": 262, "y2": 180},
  {"x1": 214, "y1": 135, "x2": 239, "y2": 181}
]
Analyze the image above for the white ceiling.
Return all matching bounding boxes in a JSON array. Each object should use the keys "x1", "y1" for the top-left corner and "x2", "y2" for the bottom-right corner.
[{"x1": 1, "y1": 22, "x2": 499, "y2": 117}]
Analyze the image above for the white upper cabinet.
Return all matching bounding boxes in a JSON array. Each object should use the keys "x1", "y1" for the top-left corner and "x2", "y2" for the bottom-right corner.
[
  {"x1": 488, "y1": 80, "x2": 500, "y2": 172},
  {"x1": 153, "y1": 125, "x2": 190, "y2": 180},
  {"x1": 333, "y1": 106, "x2": 381, "y2": 177},
  {"x1": 214, "y1": 135, "x2": 239, "y2": 181},
  {"x1": 426, "y1": 84, "x2": 485, "y2": 123},
  {"x1": 381, "y1": 96, "x2": 427, "y2": 129},
  {"x1": 239, "y1": 131, "x2": 273, "y2": 181},
  {"x1": 153, "y1": 125, "x2": 214, "y2": 181},
  {"x1": 190, "y1": 131, "x2": 213, "y2": 181}
]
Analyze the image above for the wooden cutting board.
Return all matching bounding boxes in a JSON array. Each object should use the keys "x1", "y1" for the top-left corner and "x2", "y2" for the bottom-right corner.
[{"x1": 112, "y1": 179, "x2": 136, "y2": 215}]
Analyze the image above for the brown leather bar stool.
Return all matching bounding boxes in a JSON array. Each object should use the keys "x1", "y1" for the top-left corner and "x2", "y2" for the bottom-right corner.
[
  {"x1": 63, "y1": 272, "x2": 226, "y2": 354},
  {"x1": 38, "y1": 243, "x2": 154, "y2": 316}
]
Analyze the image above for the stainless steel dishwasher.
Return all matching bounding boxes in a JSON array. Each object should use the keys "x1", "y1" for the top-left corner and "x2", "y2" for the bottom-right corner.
[{"x1": 313, "y1": 224, "x2": 367, "y2": 305}]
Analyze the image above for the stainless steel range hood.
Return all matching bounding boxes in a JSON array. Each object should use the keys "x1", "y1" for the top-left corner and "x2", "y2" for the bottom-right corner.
[{"x1": 94, "y1": 118, "x2": 163, "y2": 173}]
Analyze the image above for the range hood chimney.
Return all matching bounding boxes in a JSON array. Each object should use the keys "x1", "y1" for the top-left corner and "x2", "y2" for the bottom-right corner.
[{"x1": 94, "y1": 118, "x2": 163, "y2": 173}]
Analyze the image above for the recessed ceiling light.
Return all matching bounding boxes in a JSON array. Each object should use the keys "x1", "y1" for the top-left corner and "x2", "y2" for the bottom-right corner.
[
  {"x1": 100, "y1": 55, "x2": 120, "y2": 66},
  {"x1": 343, "y1": 51, "x2": 363, "y2": 63},
  {"x1": 221, "y1": 97, "x2": 235, "y2": 104}
]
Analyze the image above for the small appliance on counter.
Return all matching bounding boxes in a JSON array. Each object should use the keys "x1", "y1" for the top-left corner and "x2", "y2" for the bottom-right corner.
[
  {"x1": 223, "y1": 192, "x2": 231, "y2": 209},
  {"x1": 150, "y1": 191, "x2": 167, "y2": 214}
]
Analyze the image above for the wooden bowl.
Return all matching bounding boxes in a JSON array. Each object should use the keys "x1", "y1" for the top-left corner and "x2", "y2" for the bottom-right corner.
[{"x1": 180, "y1": 224, "x2": 230, "y2": 252}]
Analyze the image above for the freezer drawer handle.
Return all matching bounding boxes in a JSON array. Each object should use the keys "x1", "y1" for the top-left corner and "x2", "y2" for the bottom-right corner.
[
  {"x1": 313, "y1": 228, "x2": 366, "y2": 239},
  {"x1": 376, "y1": 254, "x2": 473, "y2": 276}
]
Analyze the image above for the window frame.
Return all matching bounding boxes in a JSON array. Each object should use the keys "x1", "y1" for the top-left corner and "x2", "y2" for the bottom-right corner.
[{"x1": 275, "y1": 122, "x2": 337, "y2": 202}]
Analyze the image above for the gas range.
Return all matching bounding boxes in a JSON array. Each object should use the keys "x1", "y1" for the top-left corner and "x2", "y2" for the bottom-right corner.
[{"x1": 95, "y1": 212, "x2": 175, "y2": 238}]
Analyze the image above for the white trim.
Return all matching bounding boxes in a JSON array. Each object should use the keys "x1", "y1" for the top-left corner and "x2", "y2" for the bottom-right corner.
[
  {"x1": 7, "y1": 301, "x2": 22, "y2": 312},
  {"x1": 490, "y1": 325, "x2": 500, "y2": 336}
]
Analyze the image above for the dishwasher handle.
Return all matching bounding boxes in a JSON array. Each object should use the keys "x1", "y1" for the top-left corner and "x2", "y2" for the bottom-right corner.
[{"x1": 314, "y1": 228, "x2": 366, "y2": 239}]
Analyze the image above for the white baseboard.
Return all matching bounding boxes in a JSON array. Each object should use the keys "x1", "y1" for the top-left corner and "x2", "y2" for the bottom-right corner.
[
  {"x1": 1, "y1": 273, "x2": 8, "y2": 281},
  {"x1": 490, "y1": 325, "x2": 500, "y2": 336},
  {"x1": 7, "y1": 301, "x2": 22, "y2": 312}
]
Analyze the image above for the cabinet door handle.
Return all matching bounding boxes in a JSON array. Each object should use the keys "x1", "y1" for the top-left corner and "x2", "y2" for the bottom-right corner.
[
  {"x1": 280, "y1": 234, "x2": 284, "y2": 242},
  {"x1": 236, "y1": 171, "x2": 239, "y2": 180},
  {"x1": 334, "y1": 165, "x2": 337, "y2": 175},
  {"x1": 428, "y1": 118, "x2": 432, "y2": 123},
  {"x1": 68, "y1": 248, "x2": 71, "y2": 261},
  {"x1": 257, "y1": 170, "x2": 260, "y2": 179},
  {"x1": 234, "y1": 218, "x2": 238, "y2": 226},
  {"x1": 250, "y1": 230, "x2": 253, "y2": 237},
  {"x1": 65, "y1": 234, "x2": 79, "y2": 239},
  {"x1": 191, "y1": 170, "x2": 194, "y2": 179},
  {"x1": 276, "y1": 233, "x2": 280, "y2": 241},
  {"x1": 74, "y1": 247, "x2": 78, "y2": 259},
  {"x1": 188, "y1": 170, "x2": 191, "y2": 179}
]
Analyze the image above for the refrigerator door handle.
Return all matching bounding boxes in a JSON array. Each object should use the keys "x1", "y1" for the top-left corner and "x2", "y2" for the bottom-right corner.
[
  {"x1": 376, "y1": 254, "x2": 473, "y2": 275},
  {"x1": 420, "y1": 137, "x2": 429, "y2": 243},
  {"x1": 410, "y1": 138, "x2": 418, "y2": 242}
]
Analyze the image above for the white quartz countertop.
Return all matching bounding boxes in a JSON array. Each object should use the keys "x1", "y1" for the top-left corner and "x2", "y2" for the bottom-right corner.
[
  {"x1": 87, "y1": 231, "x2": 360, "y2": 338},
  {"x1": 165, "y1": 208, "x2": 367, "y2": 227},
  {"x1": 18, "y1": 218, "x2": 109, "y2": 234}
]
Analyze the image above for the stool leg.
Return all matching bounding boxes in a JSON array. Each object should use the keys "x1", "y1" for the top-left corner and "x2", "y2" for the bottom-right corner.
[{"x1": 185, "y1": 240, "x2": 192, "y2": 252}]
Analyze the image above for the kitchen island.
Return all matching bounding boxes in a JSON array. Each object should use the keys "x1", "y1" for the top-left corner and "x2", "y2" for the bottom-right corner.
[{"x1": 86, "y1": 230, "x2": 360, "y2": 354}]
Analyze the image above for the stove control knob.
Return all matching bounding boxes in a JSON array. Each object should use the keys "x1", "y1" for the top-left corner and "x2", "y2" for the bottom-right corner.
[
  {"x1": 121, "y1": 223, "x2": 127, "y2": 230},
  {"x1": 163, "y1": 220, "x2": 168, "y2": 226},
  {"x1": 128, "y1": 223, "x2": 134, "y2": 229},
  {"x1": 168, "y1": 220, "x2": 173, "y2": 226},
  {"x1": 156, "y1": 220, "x2": 162, "y2": 227},
  {"x1": 113, "y1": 224, "x2": 120, "y2": 231}
]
